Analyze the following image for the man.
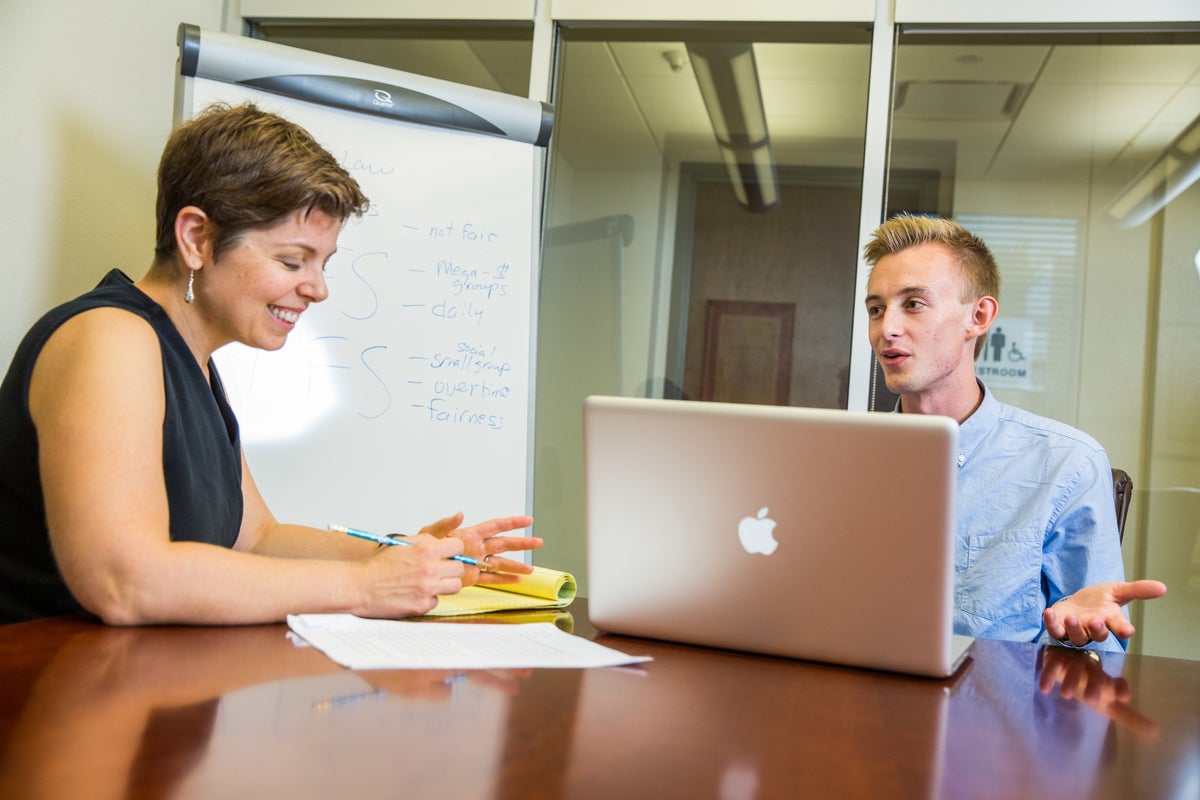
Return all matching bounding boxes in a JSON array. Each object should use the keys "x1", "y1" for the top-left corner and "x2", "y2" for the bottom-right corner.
[{"x1": 862, "y1": 214, "x2": 1165, "y2": 650}]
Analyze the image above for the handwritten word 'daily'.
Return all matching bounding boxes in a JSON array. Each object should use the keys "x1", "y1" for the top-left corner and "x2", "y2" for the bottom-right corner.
[{"x1": 432, "y1": 300, "x2": 485, "y2": 324}]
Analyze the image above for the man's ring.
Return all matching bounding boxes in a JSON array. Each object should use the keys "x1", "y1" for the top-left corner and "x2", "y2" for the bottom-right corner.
[{"x1": 481, "y1": 554, "x2": 496, "y2": 572}]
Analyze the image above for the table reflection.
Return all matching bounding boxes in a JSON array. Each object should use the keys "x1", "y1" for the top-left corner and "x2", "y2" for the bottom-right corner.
[
  {"x1": 941, "y1": 639, "x2": 1163, "y2": 798},
  {"x1": 1038, "y1": 645, "x2": 1159, "y2": 738},
  {"x1": 561, "y1": 636, "x2": 965, "y2": 799},
  {"x1": 561, "y1": 634, "x2": 1171, "y2": 800},
  {"x1": 0, "y1": 623, "x2": 536, "y2": 800}
]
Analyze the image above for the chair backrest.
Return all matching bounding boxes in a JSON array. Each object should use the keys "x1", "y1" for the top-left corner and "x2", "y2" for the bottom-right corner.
[{"x1": 1112, "y1": 468, "x2": 1133, "y2": 543}]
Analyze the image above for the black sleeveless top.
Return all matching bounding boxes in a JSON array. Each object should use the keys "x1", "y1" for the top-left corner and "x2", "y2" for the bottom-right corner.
[{"x1": 0, "y1": 270, "x2": 243, "y2": 622}]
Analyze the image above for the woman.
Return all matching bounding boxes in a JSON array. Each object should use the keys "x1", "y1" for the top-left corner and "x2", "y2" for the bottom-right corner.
[{"x1": 0, "y1": 103, "x2": 539, "y2": 625}]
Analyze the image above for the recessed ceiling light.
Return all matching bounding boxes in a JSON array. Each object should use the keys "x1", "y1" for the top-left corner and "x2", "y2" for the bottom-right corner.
[{"x1": 894, "y1": 81, "x2": 1028, "y2": 120}]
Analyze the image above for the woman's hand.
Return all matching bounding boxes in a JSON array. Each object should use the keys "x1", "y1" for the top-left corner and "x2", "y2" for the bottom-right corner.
[
  {"x1": 418, "y1": 513, "x2": 540, "y2": 587},
  {"x1": 356, "y1": 534, "x2": 468, "y2": 618}
]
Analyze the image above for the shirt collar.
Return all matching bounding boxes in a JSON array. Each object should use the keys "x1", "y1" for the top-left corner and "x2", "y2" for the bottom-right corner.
[{"x1": 957, "y1": 379, "x2": 1000, "y2": 466}]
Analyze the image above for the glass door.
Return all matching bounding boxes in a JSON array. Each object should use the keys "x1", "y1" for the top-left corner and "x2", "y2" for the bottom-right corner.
[{"x1": 885, "y1": 29, "x2": 1200, "y2": 658}]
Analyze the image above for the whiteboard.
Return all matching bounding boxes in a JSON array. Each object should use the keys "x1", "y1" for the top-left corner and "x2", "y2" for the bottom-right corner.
[{"x1": 179, "y1": 36, "x2": 545, "y2": 537}]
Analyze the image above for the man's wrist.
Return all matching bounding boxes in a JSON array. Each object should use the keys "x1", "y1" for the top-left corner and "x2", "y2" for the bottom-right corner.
[{"x1": 1056, "y1": 635, "x2": 1094, "y2": 649}]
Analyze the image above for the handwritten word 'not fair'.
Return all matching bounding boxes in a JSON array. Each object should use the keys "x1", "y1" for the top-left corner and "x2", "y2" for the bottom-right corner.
[{"x1": 428, "y1": 222, "x2": 501, "y2": 242}]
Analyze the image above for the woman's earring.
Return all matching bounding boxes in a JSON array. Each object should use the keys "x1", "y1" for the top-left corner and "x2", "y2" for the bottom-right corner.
[{"x1": 184, "y1": 270, "x2": 195, "y2": 304}]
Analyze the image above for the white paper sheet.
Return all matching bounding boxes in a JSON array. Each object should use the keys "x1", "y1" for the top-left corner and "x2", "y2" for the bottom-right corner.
[{"x1": 287, "y1": 614, "x2": 652, "y2": 670}]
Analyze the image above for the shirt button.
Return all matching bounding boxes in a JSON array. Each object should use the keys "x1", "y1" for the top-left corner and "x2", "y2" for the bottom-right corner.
[{"x1": 957, "y1": 454, "x2": 966, "y2": 466}]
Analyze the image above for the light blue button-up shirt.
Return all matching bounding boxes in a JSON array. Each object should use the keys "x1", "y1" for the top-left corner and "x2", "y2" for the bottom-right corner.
[{"x1": 953, "y1": 382, "x2": 1127, "y2": 651}]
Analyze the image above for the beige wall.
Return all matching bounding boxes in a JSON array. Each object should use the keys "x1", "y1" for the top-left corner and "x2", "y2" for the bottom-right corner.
[{"x1": 0, "y1": 0, "x2": 226, "y2": 366}]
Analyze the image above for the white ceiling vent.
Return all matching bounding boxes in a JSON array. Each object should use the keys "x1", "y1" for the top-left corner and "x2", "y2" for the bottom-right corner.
[{"x1": 894, "y1": 81, "x2": 1029, "y2": 120}]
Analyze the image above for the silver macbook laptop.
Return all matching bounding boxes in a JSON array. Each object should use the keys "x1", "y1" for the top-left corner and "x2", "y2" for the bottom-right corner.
[{"x1": 583, "y1": 395, "x2": 973, "y2": 678}]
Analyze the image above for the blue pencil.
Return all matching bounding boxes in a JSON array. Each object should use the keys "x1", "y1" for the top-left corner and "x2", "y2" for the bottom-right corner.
[{"x1": 328, "y1": 523, "x2": 483, "y2": 568}]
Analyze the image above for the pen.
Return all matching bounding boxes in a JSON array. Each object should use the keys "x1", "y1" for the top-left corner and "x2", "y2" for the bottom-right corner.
[{"x1": 328, "y1": 523, "x2": 485, "y2": 568}]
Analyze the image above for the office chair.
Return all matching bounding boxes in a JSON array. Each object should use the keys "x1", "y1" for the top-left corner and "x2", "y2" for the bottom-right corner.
[{"x1": 1112, "y1": 468, "x2": 1133, "y2": 544}]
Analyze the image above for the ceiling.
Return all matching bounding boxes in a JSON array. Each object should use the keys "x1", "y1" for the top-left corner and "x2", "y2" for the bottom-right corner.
[{"x1": 258, "y1": 25, "x2": 1200, "y2": 190}]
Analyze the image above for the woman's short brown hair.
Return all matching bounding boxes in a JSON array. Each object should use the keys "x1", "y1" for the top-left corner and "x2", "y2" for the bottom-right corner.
[{"x1": 153, "y1": 102, "x2": 369, "y2": 263}]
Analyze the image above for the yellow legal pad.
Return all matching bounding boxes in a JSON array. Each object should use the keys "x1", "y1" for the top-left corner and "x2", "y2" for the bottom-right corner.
[{"x1": 424, "y1": 565, "x2": 576, "y2": 617}]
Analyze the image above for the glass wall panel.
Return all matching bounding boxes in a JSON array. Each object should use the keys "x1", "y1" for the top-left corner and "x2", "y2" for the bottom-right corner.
[
  {"x1": 536, "y1": 26, "x2": 872, "y2": 587},
  {"x1": 886, "y1": 31, "x2": 1200, "y2": 658}
]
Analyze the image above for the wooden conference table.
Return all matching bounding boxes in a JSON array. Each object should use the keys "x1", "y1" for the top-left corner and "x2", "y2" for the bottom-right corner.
[{"x1": 0, "y1": 600, "x2": 1195, "y2": 800}]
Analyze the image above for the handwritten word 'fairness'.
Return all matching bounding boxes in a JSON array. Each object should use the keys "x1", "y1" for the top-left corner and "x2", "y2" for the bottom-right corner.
[{"x1": 412, "y1": 398, "x2": 505, "y2": 430}]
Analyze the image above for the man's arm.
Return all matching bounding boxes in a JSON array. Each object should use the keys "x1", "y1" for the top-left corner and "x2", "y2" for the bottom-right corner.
[
  {"x1": 1039, "y1": 448, "x2": 1133, "y2": 649},
  {"x1": 1040, "y1": 448, "x2": 1166, "y2": 647}
]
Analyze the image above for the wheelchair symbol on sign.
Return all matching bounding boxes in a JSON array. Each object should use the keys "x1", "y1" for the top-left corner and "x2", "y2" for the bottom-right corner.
[{"x1": 987, "y1": 327, "x2": 1026, "y2": 364}]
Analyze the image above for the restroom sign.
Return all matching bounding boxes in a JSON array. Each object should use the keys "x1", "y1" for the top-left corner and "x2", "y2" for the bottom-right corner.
[{"x1": 976, "y1": 317, "x2": 1032, "y2": 390}]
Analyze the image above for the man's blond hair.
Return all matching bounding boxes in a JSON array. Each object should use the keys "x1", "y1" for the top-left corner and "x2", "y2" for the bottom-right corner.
[{"x1": 864, "y1": 214, "x2": 1000, "y2": 358}]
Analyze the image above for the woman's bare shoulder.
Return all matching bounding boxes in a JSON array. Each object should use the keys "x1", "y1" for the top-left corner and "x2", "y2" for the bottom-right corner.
[{"x1": 29, "y1": 306, "x2": 166, "y2": 421}]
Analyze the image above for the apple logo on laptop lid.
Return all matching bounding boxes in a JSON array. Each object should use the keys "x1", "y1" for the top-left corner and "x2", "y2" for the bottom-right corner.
[{"x1": 737, "y1": 507, "x2": 778, "y2": 555}]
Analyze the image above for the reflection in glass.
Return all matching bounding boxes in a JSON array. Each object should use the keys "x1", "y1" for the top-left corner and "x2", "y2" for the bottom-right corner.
[
  {"x1": 1106, "y1": 111, "x2": 1200, "y2": 228},
  {"x1": 687, "y1": 42, "x2": 779, "y2": 212},
  {"x1": 536, "y1": 27, "x2": 872, "y2": 588}
]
